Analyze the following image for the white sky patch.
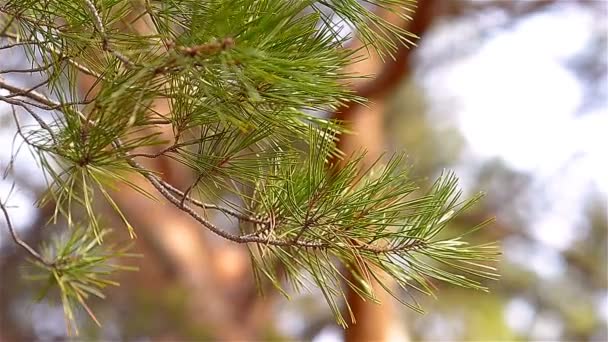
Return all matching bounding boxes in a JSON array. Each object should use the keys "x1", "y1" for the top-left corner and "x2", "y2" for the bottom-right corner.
[
  {"x1": 503, "y1": 237, "x2": 566, "y2": 279},
  {"x1": 0, "y1": 120, "x2": 48, "y2": 250},
  {"x1": 531, "y1": 312, "x2": 564, "y2": 340},
  {"x1": 0, "y1": 181, "x2": 37, "y2": 246},
  {"x1": 504, "y1": 297, "x2": 536, "y2": 334},
  {"x1": 0, "y1": 108, "x2": 51, "y2": 248},
  {"x1": 419, "y1": 4, "x2": 605, "y2": 179},
  {"x1": 511, "y1": 4, "x2": 594, "y2": 61},
  {"x1": 596, "y1": 292, "x2": 608, "y2": 324},
  {"x1": 419, "y1": 313, "x2": 465, "y2": 341},
  {"x1": 458, "y1": 57, "x2": 581, "y2": 171},
  {"x1": 432, "y1": 15, "x2": 587, "y2": 173},
  {"x1": 571, "y1": 111, "x2": 608, "y2": 197},
  {"x1": 418, "y1": 3, "x2": 607, "y2": 255},
  {"x1": 531, "y1": 214, "x2": 584, "y2": 251},
  {"x1": 312, "y1": 326, "x2": 341, "y2": 342},
  {"x1": 25, "y1": 301, "x2": 68, "y2": 339}
]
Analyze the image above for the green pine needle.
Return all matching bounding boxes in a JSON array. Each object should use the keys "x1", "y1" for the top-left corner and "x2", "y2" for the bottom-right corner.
[{"x1": 0, "y1": 0, "x2": 499, "y2": 334}]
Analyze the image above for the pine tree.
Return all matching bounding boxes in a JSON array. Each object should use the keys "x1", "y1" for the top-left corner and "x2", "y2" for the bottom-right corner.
[{"x1": 0, "y1": 0, "x2": 498, "y2": 335}]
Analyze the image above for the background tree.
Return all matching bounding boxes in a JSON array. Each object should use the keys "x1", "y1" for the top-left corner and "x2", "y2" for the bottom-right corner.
[{"x1": 2, "y1": 1, "x2": 603, "y2": 339}]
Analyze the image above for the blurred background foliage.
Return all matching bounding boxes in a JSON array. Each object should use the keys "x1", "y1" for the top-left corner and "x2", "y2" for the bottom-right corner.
[{"x1": 1, "y1": 0, "x2": 606, "y2": 341}]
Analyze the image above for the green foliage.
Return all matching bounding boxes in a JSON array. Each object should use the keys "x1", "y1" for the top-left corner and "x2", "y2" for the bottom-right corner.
[
  {"x1": 247, "y1": 135, "x2": 497, "y2": 325},
  {"x1": 26, "y1": 227, "x2": 138, "y2": 336},
  {"x1": 0, "y1": 0, "x2": 498, "y2": 335}
]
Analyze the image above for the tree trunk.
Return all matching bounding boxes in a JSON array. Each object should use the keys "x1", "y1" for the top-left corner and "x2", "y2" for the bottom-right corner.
[{"x1": 333, "y1": 2, "x2": 438, "y2": 341}]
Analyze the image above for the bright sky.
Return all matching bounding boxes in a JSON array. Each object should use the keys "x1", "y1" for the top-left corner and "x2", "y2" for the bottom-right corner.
[
  {"x1": 418, "y1": 2, "x2": 608, "y2": 335},
  {"x1": 419, "y1": 2, "x2": 607, "y2": 250}
]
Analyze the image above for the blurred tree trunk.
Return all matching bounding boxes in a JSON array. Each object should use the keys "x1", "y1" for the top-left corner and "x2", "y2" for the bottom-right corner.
[{"x1": 333, "y1": 1, "x2": 437, "y2": 341}]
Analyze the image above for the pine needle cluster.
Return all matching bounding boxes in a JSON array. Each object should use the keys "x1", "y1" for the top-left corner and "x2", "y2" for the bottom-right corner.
[{"x1": 0, "y1": 0, "x2": 498, "y2": 334}]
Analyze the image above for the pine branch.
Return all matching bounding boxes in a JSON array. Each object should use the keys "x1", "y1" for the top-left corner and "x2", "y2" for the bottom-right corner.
[
  {"x1": 0, "y1": 195, "x2": 50, "y2": 266},
  {"x1": 0, "y1": 0, "x2": 499, "y2": 334}
]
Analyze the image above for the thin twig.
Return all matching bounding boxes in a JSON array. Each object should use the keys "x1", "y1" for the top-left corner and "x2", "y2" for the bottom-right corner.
[
  {"x1": 0, "y1": 95, "x2": 58, "y2": 144},
  {"x1": 0, "y1": 77, "x2": 60, "y2": 107},
  {"x1": 0, "y1": 59, "x2": 62, "y2": 74},
  {"x1": 9, "y1": 105, "x2": 53, "y2": 152},
  {"x1": 3, "y1": 78, "x2": 51, "y2": 99},
  {"x1": 0, "y1": 39, "x2": 50, "y2": 50},
  {"x1": 0, "y1": 31, "x2": 102, "y2": 79},
  {"x1": 119, "y1": 148, "x2": 323, "y2": 247},
  {"x1": 0, "y1": 198, "x2": 51, "y2": 265},
  {"x1": 154, "y1": 174, "x2": 270, "y2": 225},
  {"x1": 180, "y1": 172, "x2": 205, "y2": 208},
  {"x1": 83, "y1": 0, "x2": 135, "y2": 68},
  {"x1": 292, "y1": 188, "x2": 324, "y2": 243},
  {"x1": 0, "y1": 77, "x2": 89, "y2": 121},
  {"x1": 123, "y1": 146, "x2": 419, "y2": 253},
  {"x1": 146, "y1": 118, "x2": 172, "y2": 125},
  {"x1": 128, "y1": 138, "x2": 201, "y2": 158}
]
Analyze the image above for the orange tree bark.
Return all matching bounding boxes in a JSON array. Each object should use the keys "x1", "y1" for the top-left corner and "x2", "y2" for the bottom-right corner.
[{"x1": 330, "y1": 1, "x2": 438, "y2": 341}]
